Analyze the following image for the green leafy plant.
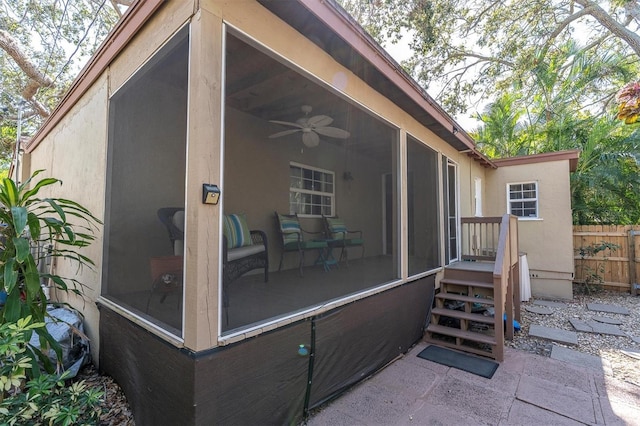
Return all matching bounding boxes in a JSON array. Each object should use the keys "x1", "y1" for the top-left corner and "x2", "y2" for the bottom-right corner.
[
  {"x1": 575, "y1": 241, "x2": 620, "y2": 294},
  {"x1": 0, "y1": 316, "x2": 103, "y2": 425},
  {"x1": 0, "y1": 170, "x2": 101, "y2": 373}
]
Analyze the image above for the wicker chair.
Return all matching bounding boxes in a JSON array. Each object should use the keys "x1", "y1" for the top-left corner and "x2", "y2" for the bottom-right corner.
[
  {"x1": 157, "y1": 209, "x2": 268, "y2": 322},
  {"x1": 158, "y1": 208, "x2": 268, "y2": 283}
]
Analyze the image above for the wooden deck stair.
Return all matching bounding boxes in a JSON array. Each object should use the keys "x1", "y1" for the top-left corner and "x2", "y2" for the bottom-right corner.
[{"x1": 426, "y1": 262, "x2": 502, "y2": 359}]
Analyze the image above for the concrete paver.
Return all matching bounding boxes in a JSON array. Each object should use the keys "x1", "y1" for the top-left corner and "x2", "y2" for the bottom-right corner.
[
  {"x1": 502, "y1": 400, "x2": 584, "y2": 426},
  {"x1": 569, "y1": 318, "x2": 628, "y2": 336},
  {"x1": 586, "y1": 303, "x2": 630, "y2": 315},
  {"x1": 532, "y1": 300, "x2": 566, "y2": 308},
  {"x1": 516, "y1": 374, "x2": 596, "y2": 424},
  {"x1": 306, "y1": 343, "x2": 638, "y2": 426},
  {"x1": 550, "y1": 344, "x2": 612, "y2": 374},
  {"x1": 528, "y1": 324, "x2": 578, "y2": 345},
  {"x1": 621, "y1": 348, "x2": 640, "y2": 361},
  {"x1": 593, "y1": 315, "x2": 623, "y2": 325},
  {"x1": 524, "y1": 305, "x2": 554, "y2": 315}
]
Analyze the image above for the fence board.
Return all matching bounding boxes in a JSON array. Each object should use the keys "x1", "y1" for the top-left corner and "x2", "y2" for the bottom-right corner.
[{"x1": 573, "y1": 225, "x2": 640, "y2": 293}]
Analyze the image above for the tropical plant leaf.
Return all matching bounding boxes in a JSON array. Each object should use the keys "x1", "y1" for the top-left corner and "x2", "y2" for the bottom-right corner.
[
  {"x1": 44, "y1": 199, "x2": 66, "y2": 223},
  {"x1": 21, "y1": 177, "x2": 60, "y2": 202},
  {"x1": 10, "y1": 206, "x2": 28, "y2": 236},
  {"x1": 3, "y1": 288, "x2": 21, "y2": 322},
  {"x1": 3, "y1": 258, "x2": 17, "y2": 293},
  {"x1": 27, "y1": 212, "x2": 42, "y2": 240},
  {"x1": 13, "y1": 237, "x2": 30, "y2": 263},
  {"x1": 0, "y1": 178, "x2": 19, "y2": 207}
]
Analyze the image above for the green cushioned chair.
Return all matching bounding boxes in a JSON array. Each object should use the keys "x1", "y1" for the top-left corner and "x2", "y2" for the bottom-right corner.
[
  {"x1": 275, "y1": 212, "x2": 327, "y2": 276},
  {"x1": 322, "y1": 215, "x2": 364, "y2": 265}
]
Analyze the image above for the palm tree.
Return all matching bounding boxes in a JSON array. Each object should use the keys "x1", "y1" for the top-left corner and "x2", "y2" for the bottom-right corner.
[
  {"x1": 473, "y1": 41, "x2": 640, "y2": 224},
  {"x1": 472, "y1": 93, "x2": 529, "y2": 158}
]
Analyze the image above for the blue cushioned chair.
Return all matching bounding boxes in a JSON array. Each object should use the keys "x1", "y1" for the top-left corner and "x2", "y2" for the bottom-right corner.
[
  {"x1": 322, "y1": 215, "x2": 364, "y2": 265},
  {"x1": 275, "y1": 212, "x2": 327, "y2": 276}
]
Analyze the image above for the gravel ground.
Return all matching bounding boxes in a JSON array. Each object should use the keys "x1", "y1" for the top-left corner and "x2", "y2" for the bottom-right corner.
[
  {"x1": 79, "y1": 288, "x2": 639, "y2": 424},
  {"x1": 508, "y1": 288, "x2": 640, "y2": 386}
]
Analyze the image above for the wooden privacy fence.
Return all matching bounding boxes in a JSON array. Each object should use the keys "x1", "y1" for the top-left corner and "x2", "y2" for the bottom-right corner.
[{"x1": 573, "y1": 225, "x2": 640, "y2": 294}]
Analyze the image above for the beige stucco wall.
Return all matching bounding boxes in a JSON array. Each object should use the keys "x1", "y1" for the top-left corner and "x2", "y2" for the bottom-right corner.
[
  {"x1": 26, "y1": 0, "x2": 490, "y2": 354},
  {"x1": 27, "y1": 73, "x2": 110, "y2": 356},
  {"x1": 486, "y1": 160, "x2": 574, "y2": 300}
]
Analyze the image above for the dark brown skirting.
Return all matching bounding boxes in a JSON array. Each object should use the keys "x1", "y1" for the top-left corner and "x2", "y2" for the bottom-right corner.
[{"x1": 98, "y1": 275, "x2": 435, "y2": 425}]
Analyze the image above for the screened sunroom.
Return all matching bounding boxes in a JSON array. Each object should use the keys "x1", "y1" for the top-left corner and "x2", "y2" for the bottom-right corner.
[
  {"x1": 102, "y1": 24, "x2": 446, "y2": 340},
  {"x1": 28, "y1": 0, "x2": 497, "y2": 423}
]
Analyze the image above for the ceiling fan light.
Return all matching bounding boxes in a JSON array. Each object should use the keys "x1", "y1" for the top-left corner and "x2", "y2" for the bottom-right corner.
[{"x1": 302, "y1": 131, "x2": 320, "y2": 147}]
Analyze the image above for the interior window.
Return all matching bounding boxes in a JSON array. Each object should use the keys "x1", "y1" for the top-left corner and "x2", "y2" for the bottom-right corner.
[
  {"x1": 290, "y1": 163, "x2": 335, "y2": 217},
  {"x1": 222, "y1": 31, "x2": 400, "y2": 334},
  {"x1": 103, "y1": 27, "x2": 189, "y2": 337}
]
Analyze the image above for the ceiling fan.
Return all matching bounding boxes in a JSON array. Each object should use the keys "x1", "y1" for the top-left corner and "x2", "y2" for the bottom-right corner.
[{"x1": 268, "y1": 105, "x2": 350, "y2": 148}]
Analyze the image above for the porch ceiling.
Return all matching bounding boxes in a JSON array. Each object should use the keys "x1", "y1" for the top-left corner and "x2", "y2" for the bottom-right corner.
[
  {"x1": 256, "y1": 0, "x2": 482, "y2": 156},
  {"x1": 225, "y1": 33, "x2": 396, "y2": 159}
]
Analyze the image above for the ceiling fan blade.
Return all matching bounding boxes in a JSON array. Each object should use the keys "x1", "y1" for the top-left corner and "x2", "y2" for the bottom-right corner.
[
  {"x1": 269, "y1": 120, "x2": 304, "y2": 129},
  {"x1": 315, "y1": 126, "x2": 350, "y2": 139},
  {"x1": 307, "y1": 115, "x2": 333, "y2": 127},
  {"x1": 268, "y1": 129, "x2": 301, "y2": 138},
  {"x1": 302, "y1": 131, "x2": 320, "y2": 147}
]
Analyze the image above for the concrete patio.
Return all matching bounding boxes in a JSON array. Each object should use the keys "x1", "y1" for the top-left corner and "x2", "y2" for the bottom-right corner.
[{"x1": 305, "y1": 342, "x2": 640, "y2": 425}]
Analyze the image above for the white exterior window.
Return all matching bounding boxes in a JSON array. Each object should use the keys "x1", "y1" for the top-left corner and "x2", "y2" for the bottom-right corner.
[
  {"x1": 508, "y1": 182, "x2": 538, "y2": 218},
  {"x1": 474, "y1": 177, "x2": 482, "y2": 217},
  {"x1": 289, "y1": 162, "x2": 335, "y2": 217}
]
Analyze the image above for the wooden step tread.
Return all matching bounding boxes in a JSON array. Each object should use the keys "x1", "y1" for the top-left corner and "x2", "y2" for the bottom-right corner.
[
  {"x1": 440, "y1": 278, "x2": 494, "y2": 289},
  {"x1": 434, "y1": 292, "x2": 495, "y2": 305},
  {"x1": 427, "y1": 324, "x2": 497, "y2": 345},
  {"x1": 431, "y1": 307, "x2": 495, "y2": 324}
]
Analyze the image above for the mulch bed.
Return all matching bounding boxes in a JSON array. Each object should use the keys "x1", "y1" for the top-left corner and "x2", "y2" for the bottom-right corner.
[{"x1": 76, "y1": 364, "x2": 135, "y2": 425}]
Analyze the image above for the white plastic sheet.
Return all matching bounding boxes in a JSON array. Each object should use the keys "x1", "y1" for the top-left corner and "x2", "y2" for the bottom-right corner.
[{"x1": 519, "y1": 253, "x2": 532, "y2": 302}]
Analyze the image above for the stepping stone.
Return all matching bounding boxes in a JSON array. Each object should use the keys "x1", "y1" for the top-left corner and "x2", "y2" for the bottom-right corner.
[
  {"x1": 569, "y1": 319, "x2": 627, "y2": 336},
  {"x1": 586, "y1": 303, "x2": 630, "y2": 315},
  {"x1": 631, "y1": 336, "x2": 640, "y2": 344},
  {"x1": 525, "y1": 305, "x2": 554, "y2": 315},
  {"x1": 621, "y1": 348, "x2": 640, "y2": 361},
  {"x1": 593, "y1": 316, "x2": 623, "y2": 325},
  {"x1": 529, "y1": 324, "x2": 578, "y2": 345},
  {"x1": 533, "y1": 300, "x2": 567, "y2": 309},
  {"x1": 551, "y1": 344, "x2": 611, "y2": 373}
]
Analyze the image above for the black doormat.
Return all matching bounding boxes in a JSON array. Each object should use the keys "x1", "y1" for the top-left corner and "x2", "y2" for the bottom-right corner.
[{"x1": 417, "y1": 345, "x2": 499, "y2": 378}]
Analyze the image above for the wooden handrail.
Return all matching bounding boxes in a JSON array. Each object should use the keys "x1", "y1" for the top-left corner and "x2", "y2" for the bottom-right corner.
[
  {"x1": 491, "y1": 214, "x2": 519, "y2": 359},
  {"x1": 492, "y1": 215, "x2": 511, "y2": 276}
]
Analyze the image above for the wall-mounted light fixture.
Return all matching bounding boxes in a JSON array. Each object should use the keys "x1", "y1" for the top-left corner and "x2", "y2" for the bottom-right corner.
[
  {"x1": 452, "y1": 126, "x2": 459, "y2": 135},
  {"x1": 202, "y1": 184, "x2": 221, "y2": 205}
]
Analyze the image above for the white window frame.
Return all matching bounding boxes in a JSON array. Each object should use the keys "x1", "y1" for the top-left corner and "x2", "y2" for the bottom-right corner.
[
  {"x1": 507, "y1": 181, "x2": 539, "y2": 219},
  {"x1": 474, "y1": 177, "x2": 482, "y2": 217},
  {"x1": 289, "y1": 162, "x2": 335, "y2": 217},
  {"x1": 445, "y1": 159, "x2": 460, "y2": 264}
]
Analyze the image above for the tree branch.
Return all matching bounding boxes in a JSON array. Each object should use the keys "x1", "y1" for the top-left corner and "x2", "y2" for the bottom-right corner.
[
  {"x1": 448, "y1": 51, "x2": 515, "y2": 68},
  {"x1": 0, "y1": 30, "x2": 53, "y2": 87},
  {"x1": 574, "y1": 0, "x2": 640, "y2": 57}
]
